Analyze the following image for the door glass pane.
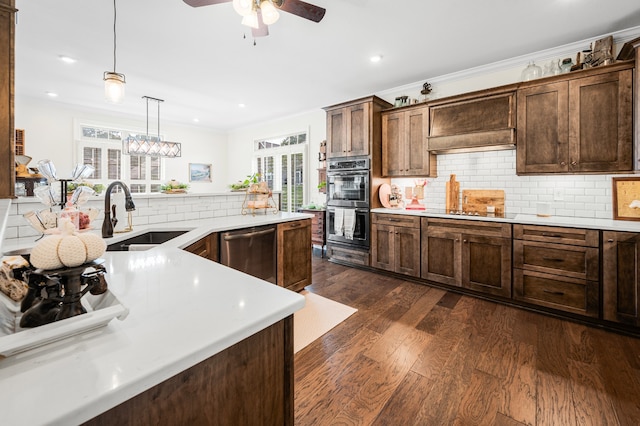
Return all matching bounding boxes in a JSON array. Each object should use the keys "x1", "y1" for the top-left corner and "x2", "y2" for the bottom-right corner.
[
  {"x1": 108, "y1": 148, "x2": 121, "y2": 180},
  {"x1": 281, "y1": 154, "x2": 288, "y2": 211},
  {"x1": 130, "y1": 184, "x2": 146, "y2": 193},
  {"x1": 291, "y1": 153, "x2": 304, "y2": 212},
  {"x1": 83, "y1": 147, "x2": 101, "y2": 179},
  {"x1": 130, "y1": 155, "x2": 146, "y2": 180},
  {"x1": 150, "y1": 157, "x2": 161, "y2": 180}
]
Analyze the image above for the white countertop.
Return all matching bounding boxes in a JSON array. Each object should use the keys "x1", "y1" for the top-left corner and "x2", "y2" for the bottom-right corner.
[
  {"x1": 0, "y1": 207, "x2": 308, "y2": 425},
  {"x1": 371, "y1": 207, "x2": 640, "y2": 232}
]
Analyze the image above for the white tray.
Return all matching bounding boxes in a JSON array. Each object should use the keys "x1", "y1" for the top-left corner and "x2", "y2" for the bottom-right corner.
[{"x1": 0, "y1": 287, "x2": 128, "y2": 358}]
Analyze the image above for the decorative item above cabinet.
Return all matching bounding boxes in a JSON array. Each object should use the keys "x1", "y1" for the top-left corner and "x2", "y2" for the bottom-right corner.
[{"x1": 426, "y1": 88, "x2": 517, "y2": 154}]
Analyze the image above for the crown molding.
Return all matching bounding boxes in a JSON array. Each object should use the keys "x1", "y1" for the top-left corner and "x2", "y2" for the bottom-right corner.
[{"x1": 377, "y1": 25, "x2": 640, "y2": 97}]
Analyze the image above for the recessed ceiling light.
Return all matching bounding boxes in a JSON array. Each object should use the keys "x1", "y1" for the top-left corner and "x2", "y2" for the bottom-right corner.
[
  {"x1": 46, "y1": 91, "x2": 58, "y2": 97},
  {"x1": 58, "y1": 55, "x2": 77, "y2": 64},
  {"x1": 370, "y1": 55, "x2": 383, "y2": 63},
  {"x1": 193, "y1": 118, "x2": 200, "y2": 123},
  {"x1": 238, "y1": 103, "x2": 246, "y2": 108}
]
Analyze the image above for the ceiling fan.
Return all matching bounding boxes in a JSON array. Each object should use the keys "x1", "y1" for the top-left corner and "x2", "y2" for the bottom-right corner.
[{"x1": 183, "y1": 0, "x2": 326, "y2": 38}]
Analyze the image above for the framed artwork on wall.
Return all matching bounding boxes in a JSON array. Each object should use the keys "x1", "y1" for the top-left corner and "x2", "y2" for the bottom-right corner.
[
  {"x1": 612, "y1": 177, "x2": 640, "y2": 221},
  {"x1": 189, "y1": 163, "x2": 212, "y2": 182}
]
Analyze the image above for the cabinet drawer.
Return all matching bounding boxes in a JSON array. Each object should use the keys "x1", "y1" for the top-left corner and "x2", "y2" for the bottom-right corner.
[
  {"x1": 513, "y1": 269, "x2": 599, "y2": 317},
  {"x1": 373, "y1": 213, "x2": 420, "y2": 228},
  {"x1": 423, "y1": 217, "x2": 512, "y2": 238},
  {"x1": 514, "y1": 240, "x2": 599, "y2": 280},
  {"x1": 327, "y1": 244, "x2": 369, "y2": 266},
  {"x1": 514, "y1": 224, "x2": 598, "y2": 247}
]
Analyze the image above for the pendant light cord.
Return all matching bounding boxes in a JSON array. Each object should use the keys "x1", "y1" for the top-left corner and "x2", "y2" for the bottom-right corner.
[{"x1": 112, "y1": 0, "x2": 117, "y2": 73}]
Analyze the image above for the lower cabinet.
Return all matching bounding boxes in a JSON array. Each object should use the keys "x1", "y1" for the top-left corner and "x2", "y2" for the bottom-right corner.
[
  {"x1": 277, "y1": 219, "x2": 312, "y2": 292},
  {"x1": 371, "y1": 213, "x2": 420, "y2": 277},
  {"x1": 603, "y1": 231, "x2": 640, "y2": 326},
  {"x1": 183, "y1": 232, "x2": 219, "y2": 262},
  {"x1": 421, "y1": 218, "x2": 512, "y2": 298},
  {"x1": 513, "y1": 225, "x2": 599, "y2": 318}
]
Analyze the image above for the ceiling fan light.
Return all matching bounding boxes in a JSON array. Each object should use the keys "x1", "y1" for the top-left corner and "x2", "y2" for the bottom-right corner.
[
  {"x1": 260, "y1": 0, "x2": 280, "y2": 25},
  {"x1": 233, "y1": 0, "x2": 254, "y2": 17},
  {"x1": 241, "y1": 11, "x2": 259, "y2": 29},
  {"x1": 104, "y1": 71, "x2": 126, "y2": 104}
]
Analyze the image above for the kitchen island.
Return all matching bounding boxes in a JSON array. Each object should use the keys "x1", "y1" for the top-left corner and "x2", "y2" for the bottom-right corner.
[{"x1": 0, "y1": 201, "x2": 308, "y2": 425}]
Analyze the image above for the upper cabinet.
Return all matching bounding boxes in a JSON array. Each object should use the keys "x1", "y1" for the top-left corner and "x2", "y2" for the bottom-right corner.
[
  {"x1": 324, "y1": 96, "x2": 392, "y2": 159},
  {"x1": 517, "y1": 62, "x2": 634, "y2": 174},
  {"x1": 426, "y1": 88, "x2": 517, "y2": 154},
  {"x1": 381, "y1": 105, "x2": 436, "y2": 177}
]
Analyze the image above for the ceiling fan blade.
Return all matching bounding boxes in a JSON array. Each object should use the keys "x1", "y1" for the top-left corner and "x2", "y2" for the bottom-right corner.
[
  {"x1": 252, "y1": 9, "x2": 270, "y2": 37},
  {"x1": 183, "y1": 0, "x2": 232, "y2": 7},
  {"x1": 277, "y1": 0, "x2": 326, "y2": 23}
]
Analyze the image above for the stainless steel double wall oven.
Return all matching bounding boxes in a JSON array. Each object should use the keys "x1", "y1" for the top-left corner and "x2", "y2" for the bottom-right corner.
[{"x1": 326, "y1": 157, "x2": 370, "y2": 248}]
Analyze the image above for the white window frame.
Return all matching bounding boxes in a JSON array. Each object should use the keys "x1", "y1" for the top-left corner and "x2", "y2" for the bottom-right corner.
[{"x1": 73, "y1": 119, "x2": 166, "y2": 193}]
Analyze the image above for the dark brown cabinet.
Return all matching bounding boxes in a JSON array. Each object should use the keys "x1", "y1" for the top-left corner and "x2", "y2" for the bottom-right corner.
[
  {"x1": 0, "y1": 0, "x2": 16, "y2": 198},
  {"x1": 381, "y1": 105, "x2": 435, "y2": 177},
  {"x1": 324, "y1": 96, "x2": 392, "y2": 159},
  {"x1": 299, "y1": 209, "x2": 326, "y2": 249},
  {"x1": 513, "y1": 225, "x2": 599, "y2": 317},
  {"x1": 427, "y1": 89, "x2": 516, "y2": 153},
  {"x1": 516, "y1": 63, "x2": 633, "y2": 174},
  {"x1": 277, "y1": 219, "x2": 312, "y2": 292},
  {"x1": 603, "y1": 231, "x2": 640, "y2": 326},
  {"x1": 371, "y1": 213, "x2": 420, "y2": 277},
  {"x1": 421, "y1": 218, "x2": 512, "y2": 298},
  {"x1": 184, "y1": 233, "x2": 219, "y2": 261}
]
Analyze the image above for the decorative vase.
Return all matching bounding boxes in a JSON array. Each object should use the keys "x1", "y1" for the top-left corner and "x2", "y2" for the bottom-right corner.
[{"x1": 521, "y1": 61, "x2": 542, "y2": 81}]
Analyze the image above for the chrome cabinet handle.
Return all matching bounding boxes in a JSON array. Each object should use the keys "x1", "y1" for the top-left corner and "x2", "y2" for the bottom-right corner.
[{"x1": 571, "y1": 161, "x2": 577, "y2": 166}]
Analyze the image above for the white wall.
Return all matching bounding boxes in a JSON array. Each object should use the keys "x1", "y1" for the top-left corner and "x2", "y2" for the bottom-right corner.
[
  {"x1": 226, "y1": 109, "x2": 327, "y2": 206},
  {"x1": 14, "y1": 97, "x2": 230, "y2": 193}
]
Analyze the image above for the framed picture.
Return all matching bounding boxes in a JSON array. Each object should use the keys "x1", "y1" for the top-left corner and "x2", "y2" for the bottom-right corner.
[
  {"x1": 189, "y1": 163, "x2": 212, "y2": 182},
  {"x1": 612, "y1": 177, "x2": 640, "y2": 221}
]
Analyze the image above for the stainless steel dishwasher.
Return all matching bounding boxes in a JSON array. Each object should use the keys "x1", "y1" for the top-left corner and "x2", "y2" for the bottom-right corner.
[{"x1": 219, "y1": 225, "x2": 277, "y2": 284}]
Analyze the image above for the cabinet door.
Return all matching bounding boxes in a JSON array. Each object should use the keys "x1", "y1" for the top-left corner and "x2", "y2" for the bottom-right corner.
[
  {"x1": 326, "y1": 108, "x2": 347, "y2": 157},
  {"x1": 395, "y1": 226, "x2": 420, "y2": 277},
  {"x1": 516, "y1": 81, "x2": 569, "y2": 174},
  {"x1": 346, "y1": 102, "x2": 370, "y2": 156},
  {"x1": 277, "y1": 220, "x2": 312, "y2": 292},
  {"x1": 371, "y1": 223, "x2": 394, "y2": 271},
  {"x1": 568, "y1": 70, "x2": 633, "y2": 172},
  {"x1": 381, "y1": 111, "x2": 405, "y2": 176},
  {"x1": 404, "y1": 107, "x2": 431, "y2": 176},
  {"x1": 603, "y1": 231, "x2": 640, "y2": 325},
  {"x1": 184, "y1": 233, "x2": 218, "y2": 261},
  {"x1": 462, "y1": 235, "x2": 511, "y2": 298},
  {"x1": 421, "y1": 228, "x2": 461, "y2": 286}
]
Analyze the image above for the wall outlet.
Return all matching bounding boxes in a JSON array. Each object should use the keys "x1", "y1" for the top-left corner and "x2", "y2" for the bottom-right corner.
[{"x1": 553, "y1": 188, "x2": 564, "y2": 201}]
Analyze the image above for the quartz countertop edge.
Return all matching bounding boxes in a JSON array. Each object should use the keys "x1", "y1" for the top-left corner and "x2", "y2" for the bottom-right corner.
[
  {"x1": 0, "y1": 211, "x2": 309, "y2": 425},
  {"x1": 371, "y1": 207, "x2": 640, "y2": 232}
]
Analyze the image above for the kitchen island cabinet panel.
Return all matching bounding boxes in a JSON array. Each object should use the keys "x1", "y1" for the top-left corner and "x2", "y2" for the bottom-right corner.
[
  {"x1": 277, "y1": 219, "x2": 312, "y2": 292},
  {"x1": 183, "y1": 232, "x2": 218, "y2": 261},
  {"x1": 84, "y1": 316, "x2": 294, "y2": 426},
  {"x1": 603, "y1": 231, "x2": 640, "y2": 326}
]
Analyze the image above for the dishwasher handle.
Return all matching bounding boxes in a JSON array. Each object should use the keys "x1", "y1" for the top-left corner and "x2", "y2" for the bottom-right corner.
[{"x1": 223, "y1": 227, "x2": 275, "y2": 241}]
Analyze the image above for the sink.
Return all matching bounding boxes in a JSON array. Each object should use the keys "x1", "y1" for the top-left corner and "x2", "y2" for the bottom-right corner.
[{"x1": 106, "y1": 230, "x2": 190, "y2": 251}]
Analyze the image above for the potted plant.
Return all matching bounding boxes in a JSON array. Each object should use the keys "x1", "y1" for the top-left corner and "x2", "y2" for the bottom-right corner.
[{"x1": 229, "y1": 173, "x2": 260, "y2": 191}]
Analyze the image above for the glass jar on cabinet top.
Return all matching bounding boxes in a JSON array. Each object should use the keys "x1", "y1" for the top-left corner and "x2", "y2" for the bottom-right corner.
[{"x1": 521, "y1": 61, "x2": 542, "y2": 81}]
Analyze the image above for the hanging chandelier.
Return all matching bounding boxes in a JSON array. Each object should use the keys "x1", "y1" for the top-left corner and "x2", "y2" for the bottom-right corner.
[
  {"x1": 124, "y1": 96, "x2": 182, "y2": 158},
  {"x1": 103, "y1": 0, "x2": 126, "y2": 103}
]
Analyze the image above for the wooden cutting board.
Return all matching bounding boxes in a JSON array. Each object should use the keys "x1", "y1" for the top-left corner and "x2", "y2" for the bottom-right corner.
[
  {"x1": 445, "y1": 174, "x2": 459, "y2": 212},
  {"x1": 462, "y1": 189, "x2": 505, "y2": 215}
]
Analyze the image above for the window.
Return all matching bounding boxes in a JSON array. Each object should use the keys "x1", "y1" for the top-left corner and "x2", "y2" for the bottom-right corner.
[
  {"x1": 254, "y1": 131, "x2": 308, "y2": 212},
  {"x1": 76, "y1": 123, "x2": 164, "y2": 193}
]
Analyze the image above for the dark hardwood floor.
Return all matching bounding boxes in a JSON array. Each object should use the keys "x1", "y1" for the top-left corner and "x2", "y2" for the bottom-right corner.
[{"x1": 294, "y1": 256, "x2": 640, "y2": 425}]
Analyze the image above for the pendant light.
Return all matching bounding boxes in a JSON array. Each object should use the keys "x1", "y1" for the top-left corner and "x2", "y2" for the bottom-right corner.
[
  {"x1": 123, "y1": 96, "x2": 182, "y2": 158},
  {"x1": 103, "y1": 0, "x2": 126, "y2": 103}
]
